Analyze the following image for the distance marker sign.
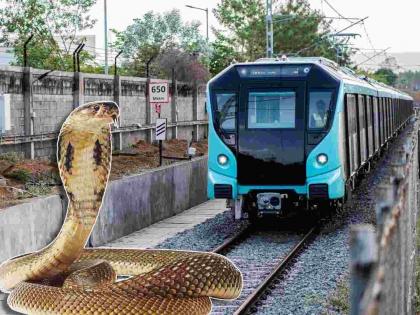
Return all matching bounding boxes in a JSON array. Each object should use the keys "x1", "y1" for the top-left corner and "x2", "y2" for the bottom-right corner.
[
  {"x1": 149, "y1": 81, "x2": 169, "y2": 103},
  {"x1": 155, "y1": 118, "x2": 167, "y2": 140}
]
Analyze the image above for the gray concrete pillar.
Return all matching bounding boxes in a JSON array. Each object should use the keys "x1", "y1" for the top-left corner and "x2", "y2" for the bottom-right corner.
[
  {"x1": 171, "y1": 72, "x2": 178, "y2": 139},
  {"x1": 23, "y1": 67, "x2": 34, "y2": 159},
  {"x1": 192, "y1": 82, "x2": 199, "y2": 142},
  {"x1": 73, "y1": 72, "x2": 84, "y2": 108}
]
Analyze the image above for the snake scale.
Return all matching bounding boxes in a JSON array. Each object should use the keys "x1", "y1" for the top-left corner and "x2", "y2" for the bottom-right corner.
[{"x1": 0, "y1": 101, "x2": 242, "y2": 314}]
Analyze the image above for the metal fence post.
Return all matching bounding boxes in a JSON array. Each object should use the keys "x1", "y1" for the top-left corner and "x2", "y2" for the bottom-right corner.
[
  {"x1": 192, "y1": 82, "x2": 199, "y2": 142},
  {"x1": 113, "y1": 74, "x2": 122, "y2": 151},
  {"x1": 145, "y1": 77, "x2": 153, "y2": 142},
  {"x1": 23, "y1": 66, "x2": 33, "y2": 159},
  {"x1": 73, "y1": 72, "x2": 84, "y2": 108},
  {"x1": 350, "y1": 224, "x2": 378, "y2": 315},
  {"x1": 171, "y1": 69, "x2": 178, "y2": 139}
]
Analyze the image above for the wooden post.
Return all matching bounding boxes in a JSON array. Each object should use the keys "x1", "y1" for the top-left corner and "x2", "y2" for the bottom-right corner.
[{"x1": 350, "y1": 224, "x2": 378, "y2": 315}]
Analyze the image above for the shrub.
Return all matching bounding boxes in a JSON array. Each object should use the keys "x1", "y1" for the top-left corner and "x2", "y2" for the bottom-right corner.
[
  {"x1": 0, "y1": 152, "x2": 23, "y2": 164},
  {"x1": 7, "y1": 169, "x2": 31, "y2": 182}
]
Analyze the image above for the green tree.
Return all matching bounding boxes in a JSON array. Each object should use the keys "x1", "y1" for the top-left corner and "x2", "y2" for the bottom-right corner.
[
  {"x1": 0, "y1": 0, "x2": 97, "y2": 70},
  {"x1": 209, "y1": 31, "x2": 240, "y2": 75},
  {"x1": 211, "y1": 0, "x2": 351, "y2": 75},
  {"x1": 113, "y1": 9, "x2": 209, "y2": 78},
  {"x1": 373, "y1": 68, "x2": 398, "y2": 86},
  {"x1": 397, "y1": 70, "x2": 420, "y2": 90}
]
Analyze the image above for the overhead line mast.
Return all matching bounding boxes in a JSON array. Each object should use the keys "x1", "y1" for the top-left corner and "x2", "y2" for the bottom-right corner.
[{"x1": 266, "y1": 0, "x2": 274, "y2": 58}]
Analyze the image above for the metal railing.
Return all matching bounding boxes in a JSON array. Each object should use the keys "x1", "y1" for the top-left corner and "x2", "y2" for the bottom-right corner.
[{"x1": 0, "y1": 120, "x2": 208, "y2": 145}]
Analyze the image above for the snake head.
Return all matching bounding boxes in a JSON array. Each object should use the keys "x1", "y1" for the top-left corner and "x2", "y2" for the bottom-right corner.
[{"x1": 66, "y1": 101, "x2": 120, "y2": 131}]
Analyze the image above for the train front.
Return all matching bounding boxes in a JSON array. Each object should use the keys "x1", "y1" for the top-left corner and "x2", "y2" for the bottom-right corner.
[{"x1": 207, "y1": 60, "x2": 345, "y2": 219}]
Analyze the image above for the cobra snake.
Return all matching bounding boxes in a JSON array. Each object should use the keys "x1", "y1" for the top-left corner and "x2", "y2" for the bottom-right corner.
[{"x1": 0, "y1": 101, "x2": 242, "y2": 314}]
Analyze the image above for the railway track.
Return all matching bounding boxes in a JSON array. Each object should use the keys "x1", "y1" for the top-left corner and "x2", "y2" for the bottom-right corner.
[{"x1": 211, "y1": 224, "x2": 319, "y2": 315}]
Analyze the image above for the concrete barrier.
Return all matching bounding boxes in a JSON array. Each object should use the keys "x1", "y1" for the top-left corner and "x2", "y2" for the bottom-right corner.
[
  {"x1": 90, "y1": 156, "x2": 208, "y2": 246},
  {"x1": 0, "y1": 195, "x2": 65, "y2": 263},
  {"x1": 0, "y1": 156, "x2": 208, "y2": 262}
]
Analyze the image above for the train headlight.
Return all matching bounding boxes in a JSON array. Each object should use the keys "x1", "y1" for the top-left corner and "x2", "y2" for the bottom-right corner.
[
  {"x1": 316, "y1": 153, "x2": 328, "y2": 165},
  {"x1": 217, "y1": 154, "x2": 229, "y2": 166}
]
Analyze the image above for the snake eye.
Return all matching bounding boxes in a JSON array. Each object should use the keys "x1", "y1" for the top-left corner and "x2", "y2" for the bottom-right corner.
[{"x1": 93, "y1": 105, "x2": 100, "y2": 112}]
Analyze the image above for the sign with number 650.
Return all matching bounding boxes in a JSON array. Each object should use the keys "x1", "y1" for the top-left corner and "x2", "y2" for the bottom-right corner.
[{"x1": 149, "y1": 81, "x2": 169, "y2": 103}]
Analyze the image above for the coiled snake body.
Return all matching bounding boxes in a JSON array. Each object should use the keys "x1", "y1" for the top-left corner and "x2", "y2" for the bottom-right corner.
[{"x1": 0, "y1": 102, "x2": 242, "y2": 314}]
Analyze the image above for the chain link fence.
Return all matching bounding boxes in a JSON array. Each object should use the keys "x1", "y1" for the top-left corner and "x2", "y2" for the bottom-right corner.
[{"x1": 350, "y1": 115, "x2": 419, "y2": 315}]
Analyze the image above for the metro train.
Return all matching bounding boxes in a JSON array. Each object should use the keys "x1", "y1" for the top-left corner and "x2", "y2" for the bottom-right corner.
[{"x1": 206, "y1": 57, "x2": 413, "y2": 220}]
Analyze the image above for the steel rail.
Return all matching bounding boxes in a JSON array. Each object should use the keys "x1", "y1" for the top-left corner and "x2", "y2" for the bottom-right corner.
[
  {"x1": 232, "y1": 225, "x2": 318, "y2": 315},
  {"x1": 212, "y1": 225, "x2": 253, "y2": 255}
]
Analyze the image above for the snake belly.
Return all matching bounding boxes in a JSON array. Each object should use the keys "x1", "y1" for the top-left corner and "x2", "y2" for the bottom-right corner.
[{"x1": 0, "y1": 101, "x2": 242, "y2": 315}]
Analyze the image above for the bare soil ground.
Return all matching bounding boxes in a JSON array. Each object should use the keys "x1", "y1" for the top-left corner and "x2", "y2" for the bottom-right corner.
[{"x1": 0, "y1": 139, "x2": 208, "y2": 209}]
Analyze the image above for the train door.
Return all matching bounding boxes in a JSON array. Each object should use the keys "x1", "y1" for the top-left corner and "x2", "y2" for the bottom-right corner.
[
  {"x1": 386, "y1": 98, "x2": 391, "y2": 139},
  {"x1": 381, "y1": 98, "x2": 386, "y2": 144},
  {"x1": 384, "y1": 98, "x2": 389, "y2": 141},
  {"x1": 373, "y1": 97, "x2": 380, "y2": 153},
  {"x1": 358, "y1": 95, "x2": 368, "y2": 164},
  {"x1": 345, "y1": 94, "x2": 359, "y2": 175},
  {"x1": 366, "y1": 96, "x2": 374, "y2": 158},
  {"x1": 237, "y1": 81, "x2": 306, "y2": 185}
]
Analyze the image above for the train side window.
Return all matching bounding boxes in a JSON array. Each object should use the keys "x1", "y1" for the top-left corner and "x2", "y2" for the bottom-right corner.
[
  {"x1": 308, "y1": 90, "x2": 333, "y2": 129},
  {"x1": 215, "y1": 93, "x2": 237, "y2": 131}
]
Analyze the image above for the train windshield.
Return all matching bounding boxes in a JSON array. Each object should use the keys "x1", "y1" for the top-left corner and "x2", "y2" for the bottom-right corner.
[
  {"x1": 247, "y1": 91, "x2": 296, "y2": 129},
  {"x1": 215, "y1": 93, "x2": 236, "y2": 131},
  {"x1": 308, "y1": 90, "x2": 333, "y2": 129},
  {"x1": 213, "y1": 92, "x2": 237, "y2": 145}
]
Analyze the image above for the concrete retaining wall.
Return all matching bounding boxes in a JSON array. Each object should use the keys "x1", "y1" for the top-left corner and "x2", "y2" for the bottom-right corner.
[
  {"x1": 90, "y1": 156, "x2": 207, "y2": 246},
  {"x1": 0, "y1": 157, "x2": 208, "y2": 262},
  {"x1": 0, "y1": 195, "x2": 65, "y2": 263}
]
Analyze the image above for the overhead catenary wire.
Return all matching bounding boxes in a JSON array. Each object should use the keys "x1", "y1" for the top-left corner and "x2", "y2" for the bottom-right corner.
[
  {"x1": 318, "y1": 0, "x2": 375, "y2": 61},
  {"x1": 294, "y1": 16, "x2": 369, "y2": 56},
  {"x1": 355, "y1": 47, "x2": 391, "y2": 67}
]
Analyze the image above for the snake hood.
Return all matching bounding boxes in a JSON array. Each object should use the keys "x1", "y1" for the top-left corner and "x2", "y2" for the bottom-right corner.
[{"x1": 63, "y1": 101, "x2": 119, "y2": 132}]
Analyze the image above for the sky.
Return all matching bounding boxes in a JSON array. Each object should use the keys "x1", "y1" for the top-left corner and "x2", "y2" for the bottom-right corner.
[{"x1": 84, "y1": 0, "x2": 419, "y2": 54}]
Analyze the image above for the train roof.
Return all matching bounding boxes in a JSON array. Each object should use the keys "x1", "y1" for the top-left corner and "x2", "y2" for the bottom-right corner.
[{"x1": 215, "y1": 57, "x2": 412, "y2": 101}]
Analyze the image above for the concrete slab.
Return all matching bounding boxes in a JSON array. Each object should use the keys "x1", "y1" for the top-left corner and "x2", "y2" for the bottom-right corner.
[{"x1": 104, "y1": 199, "x2": 228, "y2": 249}]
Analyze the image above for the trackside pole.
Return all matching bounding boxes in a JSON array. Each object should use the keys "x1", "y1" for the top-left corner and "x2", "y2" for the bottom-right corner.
[
  {"x1": 159, "y1": 140, "x2": 163, "y2": 166},
  {"x1": 155, "y1": 116, "x2": 167, "y2": 167}
]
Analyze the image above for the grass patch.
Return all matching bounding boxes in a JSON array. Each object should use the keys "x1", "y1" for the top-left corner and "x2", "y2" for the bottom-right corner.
[
  {"x1": 0, "y1": 152, "x2": 23, "y2": 164},
  {"x1": 7, "y1": 169, "x2": 31, "y2": 182},
  {"x1": 323, "y1": 277, "x2": 350, "y2": 315},
  {"x1": 25, "y1": 182, "x2": 52, "y2": 196}
]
